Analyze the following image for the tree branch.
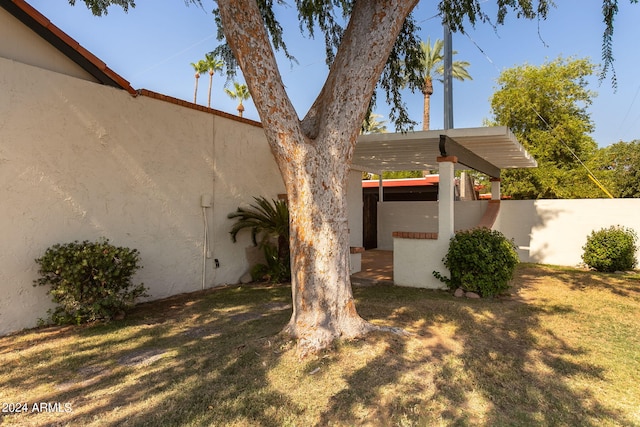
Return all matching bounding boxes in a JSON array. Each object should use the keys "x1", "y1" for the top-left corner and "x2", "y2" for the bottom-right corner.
[
  {"x1": 216, "y1": 0, "x2": 303, "y2": 158},
  {"x1": 302, "y1": 0, "x2": 419, "y2": 141}
]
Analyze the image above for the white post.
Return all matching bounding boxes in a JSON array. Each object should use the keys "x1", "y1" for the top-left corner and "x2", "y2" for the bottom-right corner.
[
  {"x1": 438, "y1": 156, "x2": 457, "y2": 239},
  {"x1": 490, "y1": 178, "x2": 501, "y2": 201}
]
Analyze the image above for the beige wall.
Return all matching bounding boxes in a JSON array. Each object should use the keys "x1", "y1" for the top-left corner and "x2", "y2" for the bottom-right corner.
[
  {"x1": 347, "y1": 171, "x2": 363, "y2": 273},
  {"x1": 377, "y1": 201, "x2": 488, "y2": 250},
  {"x1": 497, "y1": 199, "x2": 640, "y2": 266},
  {"x1": 0, "y1": 58, "x2": 287, "y2": 334},
  {"x1": 0, "y1": 7, "x2": 97, "y2": 82},
  {"x1": 382, "y1": 198, "x2": 640, "y2": 289}
]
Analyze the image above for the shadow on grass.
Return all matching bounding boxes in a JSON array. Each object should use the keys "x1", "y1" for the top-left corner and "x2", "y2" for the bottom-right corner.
[
  {"x1": 312, "y1": 268, "x2": 631, "y2": 426},
  {"x1": 519, "y1": 263, "x2": 640, "y2": 300},
  {"x1": 1, "y1": 267, "x2": 637, "y2": 426}
]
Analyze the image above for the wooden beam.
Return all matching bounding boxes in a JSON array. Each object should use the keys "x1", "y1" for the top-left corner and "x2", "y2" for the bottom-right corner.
[{"x1": 439, "y1": 135, "x2": 501, "y2": 178}]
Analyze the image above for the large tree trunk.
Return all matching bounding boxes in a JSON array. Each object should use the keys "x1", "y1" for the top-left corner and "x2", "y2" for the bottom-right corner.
[
  {"x1": 217, "y1": 0, "x2": 418, "y2": 355},
  {"x1": 279, "y1": 138, "x2": 374, "y2": 354}
]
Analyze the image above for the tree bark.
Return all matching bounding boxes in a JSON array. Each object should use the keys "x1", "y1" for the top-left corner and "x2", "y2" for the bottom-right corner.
[{"x1": 217, "y1": 0, "x2": 418, "y2": 355}]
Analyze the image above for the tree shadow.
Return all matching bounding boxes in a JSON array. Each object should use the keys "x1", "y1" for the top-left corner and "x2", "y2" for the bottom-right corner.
[
  {"x1": 312, "y1": 271, "x2": 633, "y2": 426},
  {"x1": 0, "y1": 283, "x2": 300, "y2": 426},
  {"x1": 1, "y1": 269, "x2": 637, "y2": 426}
]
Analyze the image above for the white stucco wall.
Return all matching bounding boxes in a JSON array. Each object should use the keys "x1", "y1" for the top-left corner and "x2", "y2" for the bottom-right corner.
[
  {"x1": 0, "y1": 58, "x2": 285, "y2": 335},
  {"x1": 377, "y1": 198, "x2": 640, "y2": 289},
  {"x1": 0, "y1": 7, "x2": 98, "y2": 82},
  {"x1": 496, "y1": 199, "x2": 640, "y2": 266},
  {"x1": 393, "y1": 238, "x2": 448, "y2": 289},
  {"x1": 377, "y1": 200, "x2": 488, "y2": 250},
  {"x1": 347, "y1": 170, "x2": 363, "y2": 273}
]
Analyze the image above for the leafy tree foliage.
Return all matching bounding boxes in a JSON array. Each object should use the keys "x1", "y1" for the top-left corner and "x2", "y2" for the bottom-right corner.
[
  {"x1": 489, "y1": 57, "x2": 604, "y2": 199},
  {"x1": 590, "y1": 140, "x2": 640, "y2": 198}
]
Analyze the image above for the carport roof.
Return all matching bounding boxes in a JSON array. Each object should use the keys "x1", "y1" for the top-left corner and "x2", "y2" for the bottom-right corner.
[{"x1": 353, "y1": 126, "x2": 537, "y2": 175}]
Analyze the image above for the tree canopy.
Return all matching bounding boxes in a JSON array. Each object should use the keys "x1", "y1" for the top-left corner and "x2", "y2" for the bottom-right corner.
[
  {"x1": 590, "y1": 140, "x2": 640, "y2": 198},
  {"x1": 69, "y1": 0, "x2": 638, "y2": 353},
  {"x1": 489, "y1": 57, "x2": 606, "y2": 199}
]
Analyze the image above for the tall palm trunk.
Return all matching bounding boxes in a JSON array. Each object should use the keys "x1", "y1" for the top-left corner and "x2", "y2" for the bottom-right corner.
[
  {"x1": 207, "y1": 71, "x2": 214, "y2": 108},
  {"x1": 422, "y1": 76, "x2": 433, "y2": 131},
  {"x1": 193, "y1": 73, "x2": 200, "y2": 104}
]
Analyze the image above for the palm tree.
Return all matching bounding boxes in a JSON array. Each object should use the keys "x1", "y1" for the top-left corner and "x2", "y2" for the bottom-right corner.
[
  {"x1": 204, "y1": 53, "x2": 224, "y2": 108},
  {"x1": 190, "y1": 59, "x2": 207, "y2": 104},
  {"x1": 224, "y1": 82, "x2": 251, "y2": 117},
  {"x1": 361, "y1": 113, "x2": 388, "y2": 134},
  {"x1": 418, "y1": 38, "x2": 472, "y2": 130},
  {"x1": 228, "y1": 196, "x2": 290, "y2": 275}
]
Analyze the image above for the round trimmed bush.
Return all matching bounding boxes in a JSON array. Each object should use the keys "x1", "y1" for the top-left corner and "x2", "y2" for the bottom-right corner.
[
  {"x1": 582, "y1": 226, "x2": 637, "y2": 272},
  {"x1": 435, "y1": 228, "x2": 519, "y2": 297},
  {"x1": 34, "y1": 238, "x2": 148, "y2": 325}
]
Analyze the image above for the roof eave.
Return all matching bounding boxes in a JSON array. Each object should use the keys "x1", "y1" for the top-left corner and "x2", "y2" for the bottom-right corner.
[{"x1": 1, "y1": 0, "x2": 137, "y2": 95}]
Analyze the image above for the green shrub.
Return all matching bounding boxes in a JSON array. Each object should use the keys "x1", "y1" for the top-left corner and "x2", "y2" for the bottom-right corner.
[
  {"x1": 434, "y1": 228, "x2": 519, "y2": 297},
  {"x1": 582, "y1": 226, "x2": 638, "y2": 272},
  {"x1": 34, "y1": 238, "x2": 148, "y2": 325}
]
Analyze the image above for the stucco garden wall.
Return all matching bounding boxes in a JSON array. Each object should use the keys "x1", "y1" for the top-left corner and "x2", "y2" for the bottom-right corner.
[
  {"x1": 377, "y1": 201, "x2": 488, "y2": 251},
  {"x1": 496, "y1": 199, "x2": 640, "y2": 266},
  {"x1": 0, "y1": 58, "x2": 287, "y2": 335},
  {"x1": 378, "y1": 198, "x2": 640, "y2": 270}
]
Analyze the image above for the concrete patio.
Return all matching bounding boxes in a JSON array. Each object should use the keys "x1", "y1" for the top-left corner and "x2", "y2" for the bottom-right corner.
[{"x1": 351, "y1": 249, "x2": 393, "y2": 286}]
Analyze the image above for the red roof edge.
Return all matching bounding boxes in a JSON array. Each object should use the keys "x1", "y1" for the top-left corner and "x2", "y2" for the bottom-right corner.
[
  {"x1": 3, "y1": 0, "x2": 137, "y2": 96},
  {"x1": 362, "y1": 176, "x2": 440, "y2": 188}
]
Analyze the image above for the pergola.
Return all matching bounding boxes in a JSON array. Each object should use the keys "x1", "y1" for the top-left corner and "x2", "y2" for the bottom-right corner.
[
  {"x1": 354, "y1": 126, "x2": 537, "y2": 177},
  {"x1": 353, "y1": 126, "x2": 538, "y2": 288}
]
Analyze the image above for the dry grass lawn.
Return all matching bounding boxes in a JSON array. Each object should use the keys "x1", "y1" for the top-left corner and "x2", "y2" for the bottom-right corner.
[{"x1": 1, "y1": 264, "x2": 639, "y2": 426}]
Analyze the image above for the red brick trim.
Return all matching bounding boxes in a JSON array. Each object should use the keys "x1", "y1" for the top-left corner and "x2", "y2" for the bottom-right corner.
[
  {"x1": 392, "y1": 231, "x2": 439, "y2": 240},
  {"x1": 436, "y1": 156, "x2": 458, "y2": 163},
  {"x1": 350, "y1": 246, "x2": 365, "y2": 254},
  {"x1": 137, "y1": 89, "x2": 263, "y2": 128}
]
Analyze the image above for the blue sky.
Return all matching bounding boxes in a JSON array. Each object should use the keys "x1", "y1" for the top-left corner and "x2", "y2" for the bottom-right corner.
[{"x1": 27, "y1": 0, "x2": 640, "y2": 147}]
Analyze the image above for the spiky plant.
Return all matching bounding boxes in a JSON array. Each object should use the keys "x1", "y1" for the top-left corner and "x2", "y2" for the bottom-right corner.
[{"x1": 228, "y1": 196, "x2": 290, "y2": 271}]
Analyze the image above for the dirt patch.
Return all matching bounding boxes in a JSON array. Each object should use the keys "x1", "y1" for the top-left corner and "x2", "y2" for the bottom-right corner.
[{"x1": 117, "y1": 348, "x2": 167, "y2": 367}]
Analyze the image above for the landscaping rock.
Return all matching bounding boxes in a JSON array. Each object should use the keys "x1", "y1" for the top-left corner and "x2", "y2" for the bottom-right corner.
[
  {"x1": 240, "y1": 272, "x2": 253, "y2": 284},
  {"x1": 454, "y1": 288, "x2": 465, "y2": 298},
  {"x1": 465, "y1": 291, "x2": 481, "y2": 299}
]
